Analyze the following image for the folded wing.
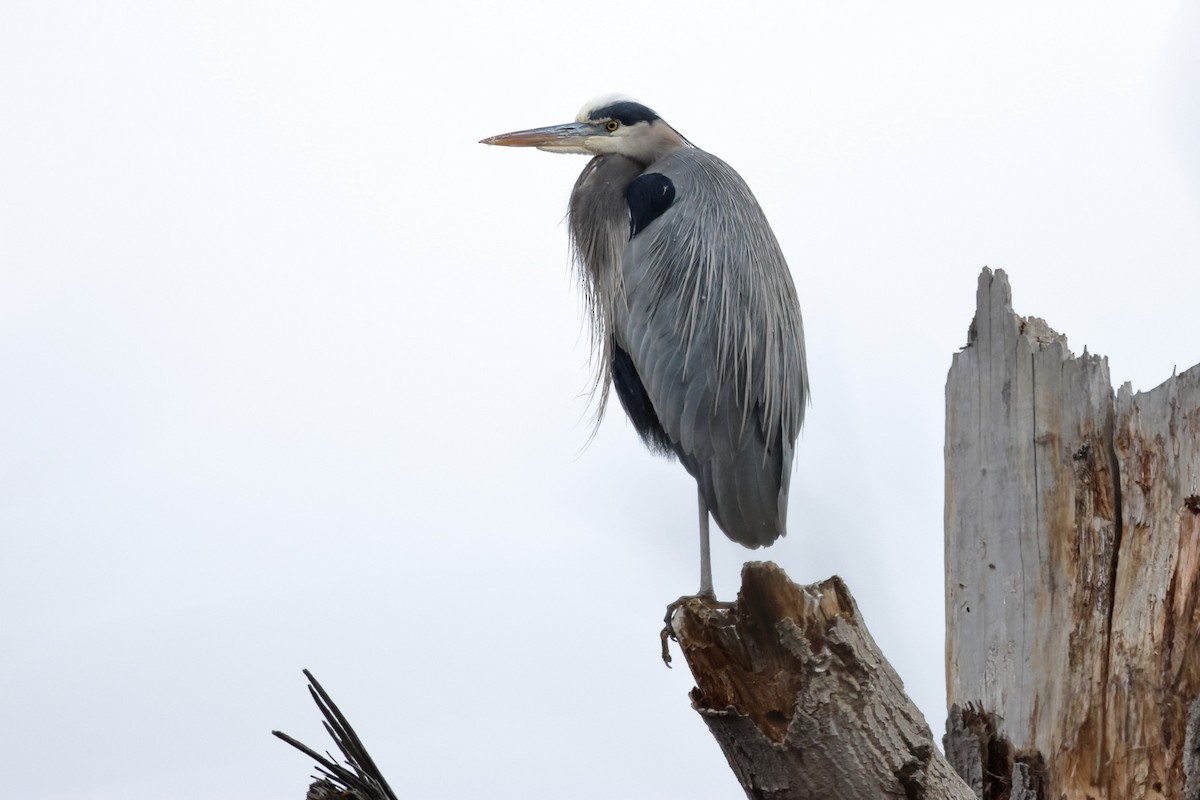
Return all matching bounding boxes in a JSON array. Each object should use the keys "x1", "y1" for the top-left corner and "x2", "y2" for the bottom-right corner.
[{"x1": 612, "y1": 149, "x2": 808, "y2": 548}]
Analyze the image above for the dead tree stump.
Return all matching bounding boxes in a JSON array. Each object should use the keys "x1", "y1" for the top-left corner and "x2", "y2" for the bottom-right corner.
[
  {"x1": 945, "y1": 268, "x2": 1200, "y2": 799},
  {"x1": 669, "y1": 562, "x2": 973, "y2": 799}
]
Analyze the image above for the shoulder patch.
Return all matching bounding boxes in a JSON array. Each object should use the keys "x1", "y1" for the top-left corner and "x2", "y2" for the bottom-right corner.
[{"x1": 626, "y1": 173, "x2": 676, "y2": 238}]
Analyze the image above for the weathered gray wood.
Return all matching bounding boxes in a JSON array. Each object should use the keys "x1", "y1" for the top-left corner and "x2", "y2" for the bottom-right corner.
[
  {"x1": 669, "y1": 562, "x2": 973, "y2": 800},
  {"x1": 1106, "y1": 366, "x2": 1200, "y2": 797},
  {"x1": 945, "y1": 267, "x2": 1200, "y2": 798},
  {"x1": 945, "y1": 268, "x2": 1119, "y2": 792}
]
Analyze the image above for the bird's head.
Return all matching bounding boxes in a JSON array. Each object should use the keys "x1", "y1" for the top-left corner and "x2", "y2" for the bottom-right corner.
[{"x1": 481, "y1": 95, "x2": 690, "y2": 166}]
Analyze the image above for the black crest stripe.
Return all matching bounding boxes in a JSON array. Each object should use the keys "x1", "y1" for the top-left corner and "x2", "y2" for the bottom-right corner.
[{"x1": 589, "y1": 101, "x2": 659, "y2": 126}]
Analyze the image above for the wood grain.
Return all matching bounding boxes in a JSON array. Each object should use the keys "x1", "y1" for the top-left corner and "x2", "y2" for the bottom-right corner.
[{"x1": 945, "y1": 268, "x2": 1200, "y2": 799}]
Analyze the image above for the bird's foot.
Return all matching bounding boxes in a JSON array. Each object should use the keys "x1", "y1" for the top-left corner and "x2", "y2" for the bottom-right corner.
[
  {"x1": 659, "y1": 624, "x2": 673, "y2": 667},
  {"x1": 660, "y1": 592, "x2": 734, "y2": 667}
]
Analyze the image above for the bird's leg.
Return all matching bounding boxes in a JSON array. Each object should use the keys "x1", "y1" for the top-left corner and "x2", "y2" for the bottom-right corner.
[
  {"x1": 661, "y1": 491, "x2": 719, "y2": 666},
  {"x1": 697, "y1": 490, "x2": 715, "y2": 599}
]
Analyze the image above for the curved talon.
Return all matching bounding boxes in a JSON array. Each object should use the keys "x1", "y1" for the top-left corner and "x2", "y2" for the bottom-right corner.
[
  {"x1": 660, "y1": 593, "x2": 738, "y2": 667},
  {"x1": 660, "y1": 597, "x2": 686, "y2": 667},
  {"x1": 660, "y1": 594, "x2": 694, "y2": 667}
]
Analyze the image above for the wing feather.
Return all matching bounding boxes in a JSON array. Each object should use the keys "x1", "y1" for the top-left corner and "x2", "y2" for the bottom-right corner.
[{"x1": 614, "y1": 149, "x2": 808, "y2": 547}]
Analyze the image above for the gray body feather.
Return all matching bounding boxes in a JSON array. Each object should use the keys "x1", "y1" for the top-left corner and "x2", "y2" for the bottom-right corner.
[{"x1": 569, "y1": 148, "x2": 808, "y2": 548}]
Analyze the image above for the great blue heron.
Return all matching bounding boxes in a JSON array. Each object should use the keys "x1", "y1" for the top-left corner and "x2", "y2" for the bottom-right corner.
[{"x1": 482, "y1": 96, "x2": 808, "y2": 598}]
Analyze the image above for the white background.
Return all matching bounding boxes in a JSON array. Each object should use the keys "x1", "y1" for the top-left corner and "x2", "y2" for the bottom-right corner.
[{"x1": 3, "y1": 2, "x2": 1198, "y2": 798}]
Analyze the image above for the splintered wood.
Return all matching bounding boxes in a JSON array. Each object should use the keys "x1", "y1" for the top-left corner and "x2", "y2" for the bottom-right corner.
[
  {"x1": 669, "y1": 562, "x2": 972, "y2": 800},
  {"x1": 945, "y1": 268, "x2": 1200, "y2": 799}
]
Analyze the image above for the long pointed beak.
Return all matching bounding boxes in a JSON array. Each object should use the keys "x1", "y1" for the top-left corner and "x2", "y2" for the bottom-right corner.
[{"x1": 479, "y1": 121, "x2": 598, "y2": 149}]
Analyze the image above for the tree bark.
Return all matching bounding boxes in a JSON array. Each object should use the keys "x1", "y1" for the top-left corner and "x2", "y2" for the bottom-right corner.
[
  {"x1": 944, "y1": 268, "x2": 1200, "y2": 799},
  {"x1": 668, "y1": 562, "x2": 973, "y2": 800}
]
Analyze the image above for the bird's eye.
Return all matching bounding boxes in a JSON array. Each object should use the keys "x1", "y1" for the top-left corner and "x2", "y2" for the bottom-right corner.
[{"x1": 606, "y1": 120, "x2": 620, "y2": 132}]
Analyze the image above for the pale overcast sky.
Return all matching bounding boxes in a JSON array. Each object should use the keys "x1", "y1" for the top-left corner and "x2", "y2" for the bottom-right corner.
[{"x1": 3, "y1": 2, "x2": 1199, "y2": 798}]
